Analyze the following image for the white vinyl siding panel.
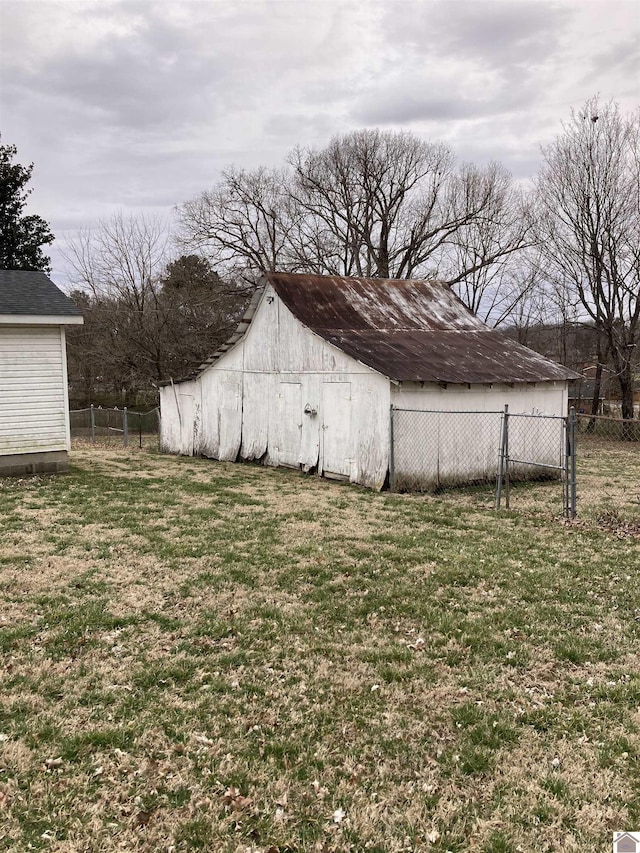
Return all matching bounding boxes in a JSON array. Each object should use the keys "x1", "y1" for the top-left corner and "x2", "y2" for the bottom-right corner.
[{"x1": 0, "y1": 326, "x2": 68, "y2": 454}]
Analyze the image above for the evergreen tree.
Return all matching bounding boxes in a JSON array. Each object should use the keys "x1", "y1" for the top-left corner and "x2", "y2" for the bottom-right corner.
[{"x1": 0, "y1": 138, "x2": 54, "y2": 272}]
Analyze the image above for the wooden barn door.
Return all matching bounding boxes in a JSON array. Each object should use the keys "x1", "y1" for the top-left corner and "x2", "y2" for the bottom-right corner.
[
  {"x1": 275, "y1": 381, "x2": 302, "y2": 468},
  {"x1": 321, "y1": 382, "x2": 352, "y2": 479}
]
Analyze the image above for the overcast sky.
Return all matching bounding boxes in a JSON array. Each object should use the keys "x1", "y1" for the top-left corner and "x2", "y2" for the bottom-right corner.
[{"x1": 1, "y1": 0, "x2": 638, "y2": 286}]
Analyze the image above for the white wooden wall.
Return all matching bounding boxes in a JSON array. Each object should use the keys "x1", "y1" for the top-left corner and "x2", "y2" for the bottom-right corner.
[
  {"x1": 160, "y1": 285, "x2": 391, "y2": 489},
  {"x1": 390, "y1": 382, "x2": 569, "y2": 488},
  {"x1": 0, "y1": 326, "x2": 70, "y2": 456},
  {"x1": 391, "y1": 381, "x2": 568, "y2": 415},
  {"x1": 160, "y1": 287, "x2": 570, "y2": 491}
]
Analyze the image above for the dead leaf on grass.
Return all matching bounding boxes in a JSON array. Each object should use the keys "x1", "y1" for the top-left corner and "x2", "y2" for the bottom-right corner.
[
  {"x1": 135, "y1": 810, "x2": 153, "y2": 827},
  {"x1": 222, "y1": 785, "x2": 253, "y2": 811}
]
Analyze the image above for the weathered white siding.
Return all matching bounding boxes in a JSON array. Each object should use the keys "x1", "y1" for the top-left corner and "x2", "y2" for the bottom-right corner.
[
  {"x1": 160, "y1": 284, "x2": 570, "y2": 491},
  {"x1": 160, "y1": 285, "x2": 390, "y2": 489},
  {"x1": 159, "y1": 379, "x2": 200, "y2": 457},
  {"x1": 0, "y1": 326, "x2": 69, "y2": 455},
  {"x1": 391, "y1": 381, "x2": 568, "y2": 489},
  {"x1": 391, "y1": 381, "x2": 567, "y2": 415}
]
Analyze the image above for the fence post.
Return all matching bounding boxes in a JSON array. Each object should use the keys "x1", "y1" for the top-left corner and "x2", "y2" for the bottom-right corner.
[
  {"x1": 123, "y1": 407, "x2": 128, "y2": 448},
  {"x1": 569, "y1": 406, "x2": 577, "y2": 518},
  {"x1": 495, "y1": 404, "x2": 509, "y2": 509},
  {"x1": 563, "y1": 415, "x2": 570, "y2": 518},
  {"x1": 138, "y1": 412, "x2": 143, "y2": 448},
  {"x1": 504, "y1": 405, "x2": 510, "y2": 509},
  {"x1": 90, "y1": 404, "x2": 95, "y2": 443},
  {"x1": 389, "y1": 405, "x2": 395, "y2": 491},
  {"x1": 495, "y1": 409, "x2": 504, "y2": 508}
]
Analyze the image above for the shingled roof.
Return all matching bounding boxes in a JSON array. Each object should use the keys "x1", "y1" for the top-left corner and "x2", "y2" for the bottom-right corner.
[
  {"x1": 0, "y1": 270, "x2": 83, "y2": 320},
  {"x1": 267, "y1": 273, "x2": 580, "y2": 384}
]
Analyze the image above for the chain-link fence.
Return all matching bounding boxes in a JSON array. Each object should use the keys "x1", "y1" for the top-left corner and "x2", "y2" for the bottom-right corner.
[
  {"x1": 391, "y1": 406, "x2": 640, "y2": 523},
  {"x1": 69, "y1": 406, "x2": 160, "y2": 448},
  {"x1": 574, "y1": 413, "x2": 640, "y2": 526},
  {"x1": 390, "y1": 409, "x2": 502, "y2": 495},
  {"x1": 390, "y1": 407, "x2": 572, "y2": 517}
]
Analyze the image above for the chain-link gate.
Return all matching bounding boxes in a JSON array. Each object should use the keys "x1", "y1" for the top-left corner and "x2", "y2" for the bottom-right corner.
[
  {"x1": 390, "y1": 406, "x2": 576, "y2": 518},
  {"x1": 495, "y1": 406, "x2": 576, "y2": 518}
]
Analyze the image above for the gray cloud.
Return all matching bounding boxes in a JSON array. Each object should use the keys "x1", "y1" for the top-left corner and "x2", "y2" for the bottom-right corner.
[
  {"x1": 382, "y1": 0, "x2": 571, "y2": 72},
  {"x1": 0, "y1": 0, "x2": 637, "y2": 287},
  {"x1": 582, "y1": 35, "x2": 640, "y2": 92},
  {"x1": 353, "y1": 94, "x2": 476, "y2": 126}
]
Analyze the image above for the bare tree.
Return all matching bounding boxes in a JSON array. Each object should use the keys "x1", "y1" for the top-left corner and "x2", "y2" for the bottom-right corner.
[
  {"x1": 178, "y1": 130, "x2": 530, "y2": 317},
  {"x1": 288, "y1": 130, "x2": 455, "y2": 277},
  {"x1": 64, "y1": 213, "x2": 173, "y2": 388},
  {"x1": 441, "y1": 168, "x2": 534, "y2": 325},
  {"x1": 535, "y1": 97, "x2": 640, "y2": 420},
  {"x1": 178, "y1": 166, "x2": 297, "y2": 281},
  {"x1": 291, "y1": 133, "x2": 531, "y2": 285},
  {"x1": 64, "y1": 215, "x2": 247, "y2": 402}
]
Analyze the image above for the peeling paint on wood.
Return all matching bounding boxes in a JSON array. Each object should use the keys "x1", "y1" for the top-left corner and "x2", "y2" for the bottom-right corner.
[{"x1": 160, "y1": 274, "x2": 573, "y2": 490}]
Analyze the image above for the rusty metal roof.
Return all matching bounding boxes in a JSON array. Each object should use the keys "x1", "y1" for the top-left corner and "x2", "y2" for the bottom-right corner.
[{"x1": 267, "y1": 272, "x2": 580, "y2": 384}]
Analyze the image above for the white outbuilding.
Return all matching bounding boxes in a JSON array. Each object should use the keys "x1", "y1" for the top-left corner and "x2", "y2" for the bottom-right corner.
[
  {"x1": 160, "y1": 272, "x2": 578, "y2": 490},
  {"x1": 0, "y1": 270, "x2": 83, "y2": 476}
]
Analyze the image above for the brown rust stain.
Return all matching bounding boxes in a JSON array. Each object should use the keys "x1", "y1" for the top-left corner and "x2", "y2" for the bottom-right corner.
[
  {"x1": 268, "y1": 273, "x2": 580, "y2": 384},
  {"x1": 172, "y1": 272, "x2": 580, "y2": 386}
]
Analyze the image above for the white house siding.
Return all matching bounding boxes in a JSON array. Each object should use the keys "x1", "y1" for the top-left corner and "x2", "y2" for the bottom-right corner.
[
  {"x1": 160, "y1": 285, "x2": 391, "y2": 489},
  {"x1": 390, "y1": 382, "x2": 568, "y2": 489},
  {"x1": 0, "y1": 326, "x2": 69, "y2": 455}
]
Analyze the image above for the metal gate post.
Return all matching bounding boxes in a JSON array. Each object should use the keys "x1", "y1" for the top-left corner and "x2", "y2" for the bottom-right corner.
[
  {"x1": 504, "y1": 405, "x2": 510, "y2": 509},
  {"x1": 123, "y1": 407, "x2": 128, "y2": 448},
  {"x1": 563, "y1": 415, "x2": 570, "y2": 518},
  {"x1": 569, "y1": 406, "x2": 577, "y2": 518},
  {"x1": 90, "y1": 404, "x2": 95, "y2": 443},
  {"x1": 495, "y1": 404, "x2": 509, "y2": 509},
  {"x1": 495, "y1": 408, "x2": 505, "y2": 509},
  {"x1": 389, "y1": 405, "x2": 396, "y2": 491}
]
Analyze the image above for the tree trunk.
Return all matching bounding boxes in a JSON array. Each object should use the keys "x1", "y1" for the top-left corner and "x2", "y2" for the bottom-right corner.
[
  {"x1": 619, "y1": 366, "x2": 637, "y2": 439},
  {"x1": 586, "y1": 335, "x2": 604, "y2": 433},
  {"x1": 586, "y1": 361, "x2": 603, "y2": 433}
]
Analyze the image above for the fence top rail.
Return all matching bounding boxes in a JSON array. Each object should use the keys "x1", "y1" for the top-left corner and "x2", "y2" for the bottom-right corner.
[
  {"x1": 70, "y1": 407, "x2": 159, "y2": 416},
  {"x1": 127, "y1": 408, "x2": 159, "y2": 416},
  {"x1": 507, "y1": 412, "x2": 566, "y2": 421},
  {"x1": 391, "y1": 407, "x2": 565, "y2": 419},
  {"x1": 576, "y1": 412, "x2": 637, "y2": 424},
  {"x1": 391, "y1": 407, "x2": 504, "y2": 415}
]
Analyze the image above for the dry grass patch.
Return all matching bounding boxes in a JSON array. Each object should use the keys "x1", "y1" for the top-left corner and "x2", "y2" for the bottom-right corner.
[{"x1": 0, "y1": 447, "x2": 638, "y2": 852}]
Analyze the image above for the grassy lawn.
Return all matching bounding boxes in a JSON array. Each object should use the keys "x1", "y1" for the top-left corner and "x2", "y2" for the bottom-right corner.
[
  {"x1": 575, "y1": 435, "x2": 640, "y2": 527},
  {"x1": 0, "y1": 447, "x2": 638, "y2": 852}
]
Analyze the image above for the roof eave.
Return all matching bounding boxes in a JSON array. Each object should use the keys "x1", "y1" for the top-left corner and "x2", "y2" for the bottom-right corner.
[{"x1": 0, "y1": 314, "x2": 84, "y2": 325}]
